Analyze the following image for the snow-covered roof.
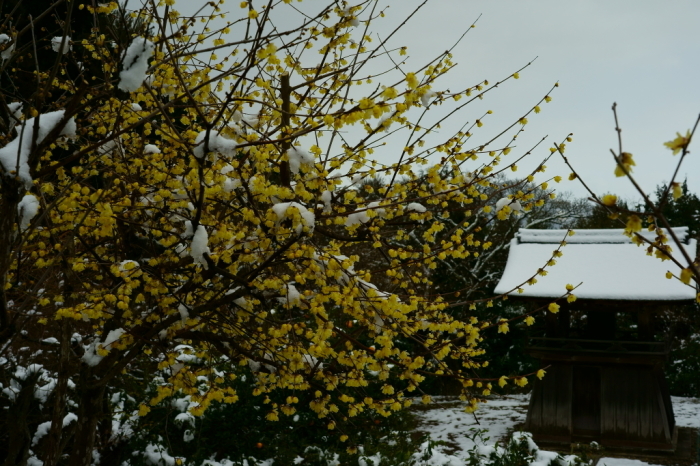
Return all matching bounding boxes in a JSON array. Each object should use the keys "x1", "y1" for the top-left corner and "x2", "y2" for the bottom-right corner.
[{"x1": 494, "y1": 228, "x2": 697, "y2": 301}]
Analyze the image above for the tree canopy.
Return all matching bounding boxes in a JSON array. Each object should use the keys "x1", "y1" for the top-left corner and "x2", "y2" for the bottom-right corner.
[{"x1": 0, "y1": 1, "x2": 577, "y2": 464}]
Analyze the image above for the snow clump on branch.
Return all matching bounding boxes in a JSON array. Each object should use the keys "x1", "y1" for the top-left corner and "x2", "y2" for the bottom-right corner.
[
  {"x1": 81, "y1": 328, "x2": 126, "y2": 367},
  {"x1": 0, "y1": 110, "x2": 76, "y2": 187},
  {"x1": 144, "y1": 144, "x2": 160, "y2": 154},
  {"x1": 4, "y1": 102, "x2": 22, "y2": 129},
  {"x1": 287, "y1": 146, "x2": 315, "y2": 174},
  {"x1": 271, "y1": 202, "x2": 315, "y2": 234},
  {"x1": 406, "y1": 202, "x2": 427, "y2": 213},
  {"x1": 18, "y1": 194, "x2": 40, "y2": 230},
  {"x1": 118, "y1": 37, "x2": 155, "y2": 92},
  {"x1": 51, "y1": 36, "x2": 71, "y2": 54},
  {"x1": 496, "y1": 197, "x2": 522, "y2": 212},
  {"x1": 190, "y1": 225, "x2": 211, "y2": 269},
  {"x1": 192, "y1": 130, "x2": 237, "y2": 159},
  {"x1": 421, "y1": 90, "x2": 437, "y2": 107},
  {"x1": 0, "y1": 34, "x2": 14, "y2": 61}
]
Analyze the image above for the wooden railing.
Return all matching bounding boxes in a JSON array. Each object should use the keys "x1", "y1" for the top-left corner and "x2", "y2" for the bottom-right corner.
[{"x1": 526, "y1": 337, "x2": 668, "y2": 364}]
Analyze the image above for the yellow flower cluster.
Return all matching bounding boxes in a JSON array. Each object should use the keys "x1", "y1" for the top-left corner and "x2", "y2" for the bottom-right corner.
[{"x1": 1, "y1": 0, "x2": 568, "y2": 441}]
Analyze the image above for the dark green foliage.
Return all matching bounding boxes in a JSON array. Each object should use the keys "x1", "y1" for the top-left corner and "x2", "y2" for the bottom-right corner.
[
  {"x1": 652, "y1": 180, "x2": 700, "y2": 239},
  {"x1": 650, "y1": 182, "x2": 700, "y2": 397},
  {"x1": 0, "y1": 0, "x2": 150, "y2": 116},
  {"x1": 655, "y1": 301, "x2": 700, "y2": 398},
  {"x1": 461, "y1": 430, "x2": 586, "y2": 466},
  {"x1": 666, "y1": 333, "x2": 700, "y2": 398},
  {"x1": 120, "y1": 364, "x2": 422, "y2": 466},
  {"x1": 573, "y1": 196, "x2": 628, "y2": 229},
  {"x1": 474, "y1": 303, "x2": 541, "y2": 386}
]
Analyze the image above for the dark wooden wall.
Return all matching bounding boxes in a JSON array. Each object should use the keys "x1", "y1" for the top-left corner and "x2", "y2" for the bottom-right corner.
[
  {"x1": 526, "y1": 364, "x2": 572, "y2": 441},
  {"x1": 600, "y1": 366, "x2": 674, "y2": 444},
  {"x1": 525, "y1": 363, "x2": 676, "y2": 450}
]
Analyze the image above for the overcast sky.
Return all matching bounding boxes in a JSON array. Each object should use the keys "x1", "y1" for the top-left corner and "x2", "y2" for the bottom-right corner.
[
  {"x1": 177, "y1": 0, "x2": 700, "y2": 202},
  {"x1": 368, "y1": 0, "x2": 700, "y2": 202},
  {"x1": 382, "y1": 0, "x2": 700, "y2": 202}
]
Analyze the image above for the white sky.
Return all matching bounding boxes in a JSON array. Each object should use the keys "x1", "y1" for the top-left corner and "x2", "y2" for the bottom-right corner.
[
  {"x1": 382, "y1": 0, "x2": 700, "y2": 202},
  {"x1": 175, "y1": 0, "x2": 700, "y2": 202}
]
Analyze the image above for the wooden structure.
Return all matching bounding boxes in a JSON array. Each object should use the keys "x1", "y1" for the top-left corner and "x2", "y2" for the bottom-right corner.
[{"x1": 494, "y1": 228, "x2": 698, "y2": 451}]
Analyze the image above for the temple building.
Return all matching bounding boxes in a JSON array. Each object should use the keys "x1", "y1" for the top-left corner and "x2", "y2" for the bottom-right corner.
[{"x1": 494, "y1": 227, "x2": 697, "y2": 451}]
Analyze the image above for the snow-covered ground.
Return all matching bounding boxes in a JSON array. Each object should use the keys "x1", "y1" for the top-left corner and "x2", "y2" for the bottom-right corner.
[
  {"x1": 596, "y1": 459, "x2": 664, "y2": 466},
  {"x1": 412, "y1": 394, "x2": 700, "y2": 465},
  {"x1": 672, "y1": 396, "x2": 700, "y2": 428},
  {"x1": 412, "y1": 394, "x2": 530, "y2": 452}
]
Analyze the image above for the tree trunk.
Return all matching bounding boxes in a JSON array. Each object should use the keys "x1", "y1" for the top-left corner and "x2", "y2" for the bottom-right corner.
[
  {"x1": 42, "y1": 320, "x2": 72, "y2": 466},
  {"x1": 3, "y1": 371, "x2": 41, "y2": 466},
  {"x1": 0, "y1": 178, "x2": 21, "y2": 344},
  {"x1": 68, "y1": 376, "x2": 105, "y2": 466}
]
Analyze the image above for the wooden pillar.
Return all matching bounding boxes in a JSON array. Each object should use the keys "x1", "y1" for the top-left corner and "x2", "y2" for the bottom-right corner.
[
  {"x1": 638, "y1": 309, "x2": 653, "y2": 341},
  {"x1": 546, "y1": 311, "x2": 558, "y2": 337},
  {"x1": 559, "y1": 307, "x2": 570, "y2": 338}
]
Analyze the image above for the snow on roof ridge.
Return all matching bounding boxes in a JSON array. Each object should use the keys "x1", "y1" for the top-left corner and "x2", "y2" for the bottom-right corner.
[
  {"x1": 518, "y1": 227, "x2": 689, "y2": 244},
  {"x1": 494, "y1": 234, "x2": 697, "y2": 301}
]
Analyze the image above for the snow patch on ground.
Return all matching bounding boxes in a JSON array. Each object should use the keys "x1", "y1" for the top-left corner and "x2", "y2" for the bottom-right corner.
[
  {"x1": 671, "y1": 395, "x2": 700, "y2": 428},
  {"x1": 413, "y1": 394, "x2": 529, "y2": 452},
  {"x1": 412, "y1": 394, "x2": 700, "y2": 466},
  {"x1": 597, "y1": 459, "x2": 665, "y2": 466}
]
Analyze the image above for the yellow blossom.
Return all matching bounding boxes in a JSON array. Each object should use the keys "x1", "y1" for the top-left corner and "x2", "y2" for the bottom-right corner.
[
  {"x1": 680, "y1": 268, "x2": 694, "y2": 285},
  {"x1": 405, "y1": 72, "x2": 419, "y2": 89},
  {"x1": 663, "y1": 130, "x2": 691, "y2": 155},
  {"x1": 515, "y1": 377, "x2": 528, "y2": 387},
  {"x1": 601, "y1": 194, "x2": 617, "y2": 206},
  {"x1": 548, "y1": 302, "x2": 560, "y2": 314},
  {"x1": 381, "y1": 87, "x2": 398, "y2": 100},
  {"x1": 672, "y1": 183, "x2": 683, "y2": 200},
  {"x1": 614, "y1": 152, "x2": 635, "y2": 177},
  {"x1": 625, "y1": 215, "x2": 642, "y2": 235},
  {"x1": 0, "y1": 0, "x2": 582, "y2": 437}
]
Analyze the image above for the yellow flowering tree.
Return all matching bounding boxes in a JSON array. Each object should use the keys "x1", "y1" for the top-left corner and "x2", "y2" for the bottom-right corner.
[{"x1": 0, "y1": 0, "x2": 567, "y2": 463}]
